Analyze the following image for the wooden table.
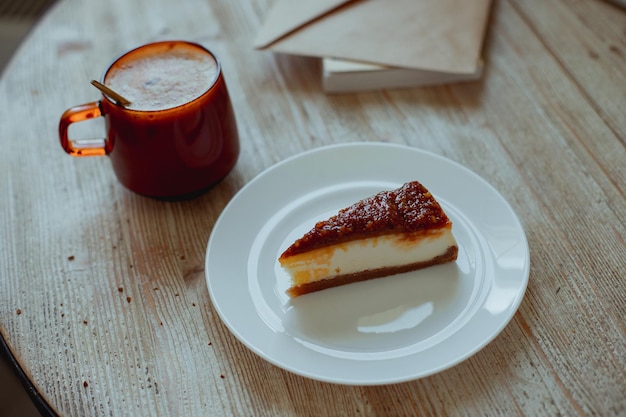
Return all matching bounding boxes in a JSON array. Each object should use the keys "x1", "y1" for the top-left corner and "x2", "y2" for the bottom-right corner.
[{"x1": 1, "y1": 0, "x2": 625, "y2": 416}]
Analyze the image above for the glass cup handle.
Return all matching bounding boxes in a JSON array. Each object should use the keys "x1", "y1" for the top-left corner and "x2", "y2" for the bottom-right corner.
[{"x1": 58, "y1": 101, "x2": 108, "y2": 157}]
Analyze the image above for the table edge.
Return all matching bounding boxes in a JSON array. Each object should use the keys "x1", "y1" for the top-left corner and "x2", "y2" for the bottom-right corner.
[{"x1": 0, "y1": 332, "x2": 59, "y2": 417}]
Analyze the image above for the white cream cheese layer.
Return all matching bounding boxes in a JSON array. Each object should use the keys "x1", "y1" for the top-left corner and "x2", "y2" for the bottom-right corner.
[{"x1": 280, "y1": 227, "x2": 457, "y2": 286}]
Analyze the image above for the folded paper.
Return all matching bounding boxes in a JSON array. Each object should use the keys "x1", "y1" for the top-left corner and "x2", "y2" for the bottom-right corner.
[{"x1": 254, "y1": 0, "x2": 493, "y2": 74}]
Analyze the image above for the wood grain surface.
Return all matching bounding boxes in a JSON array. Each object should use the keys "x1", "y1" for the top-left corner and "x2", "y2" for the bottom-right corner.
[{"x1": 0, "y1": 0, "x2": 624, "y2": 416}]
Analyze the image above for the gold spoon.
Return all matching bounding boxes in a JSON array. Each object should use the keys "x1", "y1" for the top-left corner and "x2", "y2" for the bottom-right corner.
[{"x1": 90, "y1": 80, "x2": 132, "y2": 107}]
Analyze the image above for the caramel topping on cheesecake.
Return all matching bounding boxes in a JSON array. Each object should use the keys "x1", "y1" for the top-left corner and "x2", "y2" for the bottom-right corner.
[{"x1": 280, "y1": 181, "x2": 451, "y2": 259}]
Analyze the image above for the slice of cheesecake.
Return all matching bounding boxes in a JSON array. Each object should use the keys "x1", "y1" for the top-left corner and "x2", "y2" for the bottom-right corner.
[{"x1": 279, "y1": 181, "x2": 458, "y2": 297}]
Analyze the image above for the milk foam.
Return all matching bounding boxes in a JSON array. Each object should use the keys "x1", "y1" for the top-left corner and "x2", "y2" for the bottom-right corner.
[{"x1": 105, "y1": 47, "x2": 218, "y2": 111}]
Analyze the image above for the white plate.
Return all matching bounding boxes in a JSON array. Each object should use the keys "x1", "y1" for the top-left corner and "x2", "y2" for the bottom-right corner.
[{"x1": 205, "y1": 142, "x2": 529, "y2": 385}]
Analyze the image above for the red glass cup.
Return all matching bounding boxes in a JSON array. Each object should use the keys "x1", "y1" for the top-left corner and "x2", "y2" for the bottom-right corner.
[{"x1": 59, "y1": 41, "x2": 239, "y2": 200}]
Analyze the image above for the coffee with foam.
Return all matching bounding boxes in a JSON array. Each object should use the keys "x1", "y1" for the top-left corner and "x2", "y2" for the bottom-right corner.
[
  {"x1": 105, "y1": 44, "x2": 218, "y2": 111},
  {"x1": 60, "y1": 41, "x2": 239, "y2": 199}
]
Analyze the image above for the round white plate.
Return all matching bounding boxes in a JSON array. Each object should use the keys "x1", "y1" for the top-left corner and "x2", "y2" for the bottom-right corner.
[{"x1": 205, "y1": 142, "x2": 529, "y2": 385}]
